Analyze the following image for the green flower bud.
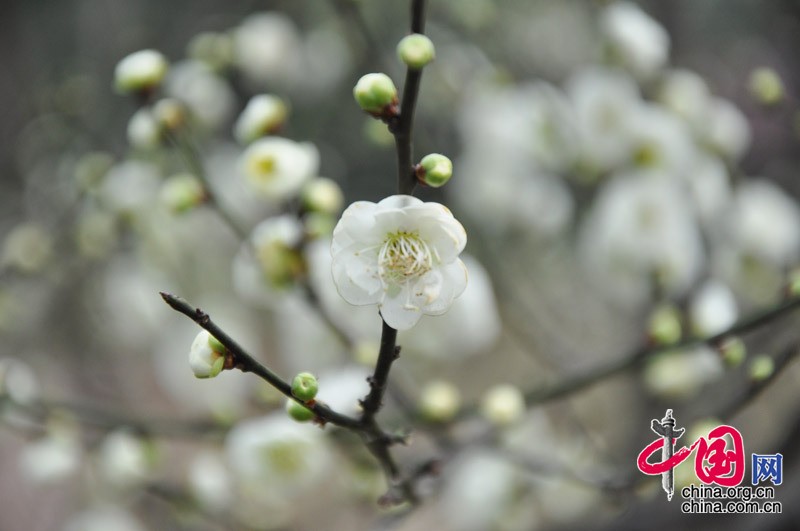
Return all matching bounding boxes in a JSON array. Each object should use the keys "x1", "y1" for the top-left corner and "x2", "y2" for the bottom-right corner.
[
  {"x1": 397, "y1": 33, "x2": 435, "y2": 69},
  {"x1": 416, "y1": 153, "x2": 453, "y2": 188},
  {"x1": 749, "y1": 354, "x2": 774, "y2": 382},
  {"x1": 286, "y1": 398, "x2": 315, "y2": 422},
  {"x1": 304, "y1": 212, "x2": 336, "y2": 239},
  {"x1": 788, "y1": 267, "x2": 800, "y2": 297},
  {"x1": 187, "y1": 31, "x2": 234, "y2": 72},
  {"x1": 291, "y1": 372, "x2": 319, "y2": 402},
  {"x1": 353, "y1": 73, "x2": 398, "y2": 116},
  {"x1": 748, "y1": 67, "x2": 784, "y2": 105},
  {"x1": 718, "y1": 337, "x2": 746, "y2": 367},
  {"x1": 648, "y1": 304, "x2": 682, "y2": 345},
  {"x1": 114, "y1": 49, "x2": 168, "y2": 95},
  {"x1": 159, "y1": 174, "x2": 206, "y2": 213},
  {"x1": 301, "y1": 178, "x2": 344, "y2": 215}
]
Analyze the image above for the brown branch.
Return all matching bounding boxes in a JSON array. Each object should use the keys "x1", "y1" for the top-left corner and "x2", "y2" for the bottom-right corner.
[
  {"x1": 159, "y1": 291, "x2": 361, "y2": 430},
  {"x1": 390, "y1": 0, "x2": 428, "y2": 195}
]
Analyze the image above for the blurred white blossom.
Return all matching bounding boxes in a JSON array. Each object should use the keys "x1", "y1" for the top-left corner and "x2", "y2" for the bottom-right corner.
[
  {"x1": 600, "y1": 2, "x2": 669, "y2": 79},
  {"x1": 580, "y1": 173, "x2": 705, "y2": 305}
]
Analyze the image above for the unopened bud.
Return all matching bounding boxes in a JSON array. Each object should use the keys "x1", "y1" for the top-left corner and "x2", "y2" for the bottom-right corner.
[
  {"x1": 718, "y1": 336, "x2": 746, "y2": 367},
  {"x1": 416, "y1": 153, "x2": 453, "y2": 188},
  {"x1": 160, "y1": 174, "x2": 206, "y2": 213},
  {"x1": 153, "y1": 98, "x2": 188, "y2": 133},
  {"x1": 748, "y1": 67, "x2": 784, "y2": 105},
  {"x1": 480, "y1": 384, "x2": 525, "y2": 426},
  {"x1": 648, "y1": 304, "x2": 682, "y2": 345},
  {"x1": 419, "y1": 380, "x2": 461, "y2": 423},
  {"x1": 286, "y1": 398, "x2": 315, "y2": 422},
  {"x1": 114, "y1": 49, "x2": 168, "y2": 95},
  {"x1": 748, "y1": 354, "x2": 774, "y2": 382},
  {"x1": 291, "y1": 372, "x2": 319, "y2": 402},
  {"x1": 353, "y1": 73, "x2": 398, "y2": 116},
  {"x1": 189, "y1": 330, "x2": 226, "y2": 379},
  {"x1": 301, "y1": 178, "x2": 344, "y2": 215},
  {"x1": 234, "y1": 94, "x2": 289, "y2": 145},
  {"x1": 397, "y1": 34, "x2": 435, "y2": 69}
]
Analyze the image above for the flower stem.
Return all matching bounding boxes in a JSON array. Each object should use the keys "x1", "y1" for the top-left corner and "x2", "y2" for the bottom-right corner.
[{"x1": 392, "y1": 0, "x2": 428, "y2": 195}]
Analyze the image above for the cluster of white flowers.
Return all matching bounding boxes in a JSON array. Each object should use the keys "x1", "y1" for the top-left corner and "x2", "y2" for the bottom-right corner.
[{"x1": 452, "y1": 1, "x2": 798, "y2": 309}]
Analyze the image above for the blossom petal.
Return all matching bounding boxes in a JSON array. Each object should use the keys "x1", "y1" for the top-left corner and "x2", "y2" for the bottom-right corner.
[
  {"x1": 422, "y1": 259, "x2": 468, "y2": 315},
  {"x1": 377, "y1": 195, "x2": 423, "y2": 209},
  {"x1": 379, "y1": 289, "x2": 424, "y2": 330},
  {"x1": 417, "y1": 216, "x2": 467, "y2": 264},
  {"x1": 332, "y1": 201, "x2": 381, "y2": 254},
  {"x1": 332, "y1": 249, "x2": 382, "y2": 305}
]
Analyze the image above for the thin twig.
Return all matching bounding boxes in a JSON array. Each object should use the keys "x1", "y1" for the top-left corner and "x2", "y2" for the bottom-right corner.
[
  {"x1": 166, "y1": 130, "x2": 248, "y2": 239},
  {"x1": 523, "y1": 295, "x2": 800, "y2": 405},
  {"x1": 159, "y1": 291, "x2": 361, "y2": 430},
  {"x1": 360, "y1": 319, "x2": 400, "y2": 424}
]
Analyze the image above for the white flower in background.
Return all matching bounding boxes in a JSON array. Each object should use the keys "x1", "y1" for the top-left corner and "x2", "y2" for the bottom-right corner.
[
  {"x1": 19, "y1": 431, "x2": 82, "y2": 484},
  {"x1": 114, "y1": 49, "x2": 168, "y2": 94},
  {"x1": 1, "y1": 222, "x2": 53, "y2": 273},
  {"x1": 232, "y1": 13, "x2": 302, "y2": 88},
  {"x1": 600, "y1": 2, "x2": 669, "y2": 79},
  {"x1": 684, "y1": 154, "x2": 732, "y2": 226},
  {"x1": 0, "y1": 358, "x2": 39, "y2": 404},
  {"x1": 165, "y1": 60, "x2": 236, "y2": 130},
  {"x1": 98, "y1": 429, "x2": 151, "y2": 488},
  {"x1": 331, "y1": 195, "x2": 468, "y2": 330},
  {"x1": 240, "y1": 137, "x2": 319, "y2": 202},
  {"x1": 98, "y1": 160, "x2": 161, "y2": 216},
  {"x1": 626, "y1": 104, "x2": 695, "y2": 173},
  {"x1": 126, "y1": 108, "x2": 160, "y2": 150},
  {"x1": 644, "y1": 347, "x2": 723, "y2": 399},
  {"x1": 441, "y1": 451, "x2": 521, "y2": 531},
  {"x1": 226, "y1": 414, "x2": 331, "y2": 496},
  {"x1": 419, "y1": 380, "x2": 461, "y2": 422},
  {"x1": 728, "y1": 179, "x2": 800, "y2": 265},
  {"x1": 480, "y1": 384, "x2": 526, "y2": 426},
  {"x1": 63, "y1": 506, "x2": 147, "y2": 531},
  {"x1": 689, "y1": 279, "x2": 738, "y2": 336},
  {"x1": 232, "y1": 216, "x2": 304, "y2": 302},
  {"x1": 459, "y1": 82, "x2": 578, "y2": 174},
  {"x1": 400, "y1": 254, "x2": 500, "y2": 359},
  {"x1": 579, "y1": 173, "x2": 705, "y2": 305},
  {"x1": 234, "y1": 94, "x2": 289, "y2": 145},
  {"x1": 315, "y1": 366, "x2": 371, "y2": 416},
  {"x1": 703, "y1": 97, "x2": 752, "y2": 161},
  {"x1": 188, "y1": 451, "x2": 233, "y2": 513},
  {"x1": 657, "y1": 69, "x2": 711, "y2": 131},
  {"x1": 566, "y1": 67, "x2": 641, "y2": 174}
]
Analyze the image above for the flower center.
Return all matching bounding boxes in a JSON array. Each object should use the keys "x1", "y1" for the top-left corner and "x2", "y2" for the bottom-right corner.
[
  {"x1": 248, "y1": 153, "x2": 277, "y2": 181},
  {"x1": 378, "y1": 231, "x2": 433, "y2": 284}
]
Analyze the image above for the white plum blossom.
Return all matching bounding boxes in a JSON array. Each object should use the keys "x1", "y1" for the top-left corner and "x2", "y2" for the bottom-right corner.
[
  {"x1": 728, "y1": 179, "x2": 800, "y2": 265},
  {"x1": 600, "y1": 2, "x2": 669, "y2": 79},
  {"x1": 165, "y1": 60, "x2": 236, "y2": 131},
  {"x1": 566, "y1": 67, "x2": 641, "y2": 174},
  {"x1": 331, "y1": 195, "x2": 468, "y2": 330},
  {"x1": 579, "y1": 173, "x2": 705, "y2": 305},
  {"x1": 240, "y1": 137, "x2": 319, "y2": 202},
  {"x1": 703, "y1": 98, "x2": 752, "y2": 161},
  {"x1": 98, "y1": 429, "x2": 151, "y2": 488},
  {"x1": 689, "y1": 279, "x2": 738, "y2": 336},
  {"x1": 232, "y1": 12, "x2": 303, "y2": 88}
]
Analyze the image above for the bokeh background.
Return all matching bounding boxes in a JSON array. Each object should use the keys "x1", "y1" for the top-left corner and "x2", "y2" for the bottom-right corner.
[{"x1": 1, "y1": 0, "x2": 800, "y2": 530}]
